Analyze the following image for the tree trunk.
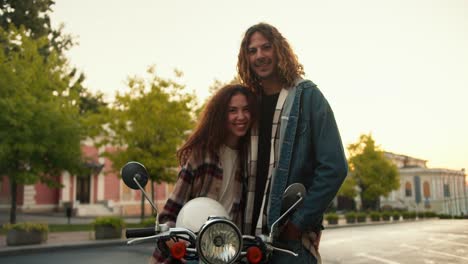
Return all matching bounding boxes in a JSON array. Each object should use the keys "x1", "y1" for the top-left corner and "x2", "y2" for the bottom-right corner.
[
  {"x1": 10, "y1": 180, "x2": 17, "y2": 224},
  {"x1": 151, "y1": 179, "x2": 155, "y2": 217},
  {"x1": 140, "y1": 192, "x2": 145, "y2": 223},
  {"x1": 359, "y1": 190, "x2": 367, "y2": 211}
]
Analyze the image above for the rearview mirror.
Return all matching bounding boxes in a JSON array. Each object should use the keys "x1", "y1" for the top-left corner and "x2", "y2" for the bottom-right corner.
[
  {"x1": 269, "y1": 183, "x2": 306, "y2": 240},
  {"x1": 121, "y1": 161, "x2": 148, "y2": 190},
  {"x1": 281, "y1": 183, "x2": 306, "y2": 214}
]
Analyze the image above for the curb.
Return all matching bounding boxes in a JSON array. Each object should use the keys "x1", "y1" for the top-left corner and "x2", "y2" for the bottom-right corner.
[
  {"x1": 324, "y1": 219, "x2": 414, "y2": 230},
  {"x1": 0, "y1": 239, "x2": 127, "y2": 257}
]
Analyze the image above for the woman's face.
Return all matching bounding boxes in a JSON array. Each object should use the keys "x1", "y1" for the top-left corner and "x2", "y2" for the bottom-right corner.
[{"x1": 225, "y1": 93, "x2": 251, "y2": 148}]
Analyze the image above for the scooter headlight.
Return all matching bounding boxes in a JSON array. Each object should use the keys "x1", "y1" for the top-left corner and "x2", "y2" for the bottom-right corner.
[{"x1": 197, "y1": 218, "x2": 242, "y2": 264}]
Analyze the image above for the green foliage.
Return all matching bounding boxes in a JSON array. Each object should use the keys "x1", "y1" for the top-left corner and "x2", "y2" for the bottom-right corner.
[
  {"x1": 0, "y1": 27, "x2": 83, "y2": 184},
  {"x1": 97, "y1": 66, "x2": 198, "y2": 183},
  {"x1": 392, "y1": 211, "x2": 401, "y2": 220},
  {"x1": 3, "y1": 222, "x2": 49, "y2": 232},
  {"x1": 423, "y1": 211, "x2": 437, "y2": 218},
  {"x1": 345, "y1": 212, "x2": 356, "y2": 223},
  {"x1": 141, "y1": 217, "x2": 156, "y2": 227},
  {"x1": 356, "y1": 212, "x2": 367, "y2": 222},
  {"x1": 338, "y1": 176, "x2": 357, "y2": 198},
  {"x1": 0, "y1": 0, "x2": 74, "y2": 57},
  {"x1": 0, "y1": 27, "x2": 84, "y2": 223},
  {"x1": 438, "y1": 214, "x2": 452, "y2": 219},
  {"x1": 402, "y1": 211, "x2": 416, "y2": 219},
  {"x1": 369, "y1": 211, "x2": 381, "y2": 221},
  {"x1": 0, "y1": 0, "x2": 107, "y2": 118},
  {"x1": 92, "y1": 217, "x2": 126, "y2": 229},
  {"x1": 325, "y1": 213, "x2": 339, "y2": 224},
  {"x1": 346, "y1": 134, "x2": 400, "y2": 210},
  {"x1": 382, "y1": 211, "x2": 391, "y2": 220},
  {"x1": 345, "y1": 211, "x2": 356, "y2": 219}
]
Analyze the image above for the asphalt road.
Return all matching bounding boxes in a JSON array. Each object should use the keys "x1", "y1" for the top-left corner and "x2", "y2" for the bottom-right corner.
[
  {"x1": 0, "y1": 243, "x2": 155, "y2": 263},
  {"x1": 1, "y1": 219, "x2": 467, "y2": 264},
  {"x1": 320, "y1": 219, "x2": 468, "y2": 264}
]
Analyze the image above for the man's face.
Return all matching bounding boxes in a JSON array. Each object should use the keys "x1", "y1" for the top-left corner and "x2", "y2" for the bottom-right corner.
[{"x1": 247, "y1": 32, "x2": 278, "y2": 80}]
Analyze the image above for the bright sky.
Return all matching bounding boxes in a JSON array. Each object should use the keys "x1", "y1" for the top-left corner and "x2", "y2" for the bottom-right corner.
[{"x1": 51, "y1": 0, "x2": 468, "y2": 172}]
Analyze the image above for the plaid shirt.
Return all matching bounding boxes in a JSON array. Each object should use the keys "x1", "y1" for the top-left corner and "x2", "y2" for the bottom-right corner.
[{"x1": 152, "y1": 151, "x2": 245, "y2": 263}]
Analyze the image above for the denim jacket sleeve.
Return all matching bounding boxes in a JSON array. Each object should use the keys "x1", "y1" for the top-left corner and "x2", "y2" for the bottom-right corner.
[{"x1": 289, "y1": 85, "x2": 348, "y2": 232}]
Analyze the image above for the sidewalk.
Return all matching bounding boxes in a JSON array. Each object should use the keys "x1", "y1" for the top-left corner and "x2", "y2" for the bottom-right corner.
[
  {"x1": 0, "y1": 212, "x2": 140, "y2": 257},
  {"x1": 0, "y1": 231, "x2": 127, "y2": 256}
]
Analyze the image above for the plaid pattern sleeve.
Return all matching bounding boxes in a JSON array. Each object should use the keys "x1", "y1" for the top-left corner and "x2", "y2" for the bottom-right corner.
[{"x1": 158, "y1": 164, "x2": 194, "y2": 228}]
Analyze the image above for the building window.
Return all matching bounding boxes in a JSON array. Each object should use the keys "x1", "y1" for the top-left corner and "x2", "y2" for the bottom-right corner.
[
  {"x1": 405, "y1": 182, "x2": 412, "y2": 197},
  {"x1": 423, "y1": 182, "x2": 430, "y2": 198},
  {"x1": 443, "y1": 184, "x2": 450, "y2": 197}
]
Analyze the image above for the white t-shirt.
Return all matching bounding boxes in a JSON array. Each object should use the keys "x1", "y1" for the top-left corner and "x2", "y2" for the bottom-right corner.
[{"x1": 218, "y1": 145, "x2": 239, "y2": 212}]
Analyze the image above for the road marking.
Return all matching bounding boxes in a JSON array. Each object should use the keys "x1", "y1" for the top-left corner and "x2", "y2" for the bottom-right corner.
[
  {"x1": 400, "y1": 244, "x2": 468, "y2": 261},
  {"x1": 424, "y1": 249, "x2": 468, "y2": 261},
  {"x1": 429, "y1": 238, "x2": 468, "y2": 247},
  {"x1": 447, "y1": 233, "x2": 468, "y2": 239},
  {"x1": 356, "y1": 253, "x2": 401, "y2": 264}
]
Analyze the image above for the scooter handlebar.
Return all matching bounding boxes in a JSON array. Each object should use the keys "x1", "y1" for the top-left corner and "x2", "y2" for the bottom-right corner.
[{"x1": 126, "y1": 227, "x2": 156, "y2": 238}]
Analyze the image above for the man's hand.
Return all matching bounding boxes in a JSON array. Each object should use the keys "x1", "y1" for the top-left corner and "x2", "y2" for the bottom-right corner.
[{"x1": 279, "y1": 220, "x2": 302, "y2": 241}]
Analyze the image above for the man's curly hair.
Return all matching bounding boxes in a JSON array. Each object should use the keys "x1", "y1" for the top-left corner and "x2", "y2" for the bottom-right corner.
[{"x1": 237, "y1": 23, "x2": 304, "y2": 93}]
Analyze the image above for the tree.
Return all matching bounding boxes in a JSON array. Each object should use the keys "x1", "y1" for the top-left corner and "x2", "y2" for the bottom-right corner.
[
  {"x1": 0, "y1": 0, "x2": 107, "y2": 115},
  {"x1": 98, "y1": 67, "x2": 197, "y2": 220},
  {"x1": 0, "y1": 0, "x2": 73, "y2": 57},
  {"x1": 0, "y1": 27, "x2": 83, "y2": 223},
  {"x1": 344, "y1": 134, "x2": 400, "y2": 211}
]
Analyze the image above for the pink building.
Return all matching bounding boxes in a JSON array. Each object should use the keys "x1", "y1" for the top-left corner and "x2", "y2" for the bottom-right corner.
[{"x1": 0, "y1": 142, "x2": 173, "y2": 216}]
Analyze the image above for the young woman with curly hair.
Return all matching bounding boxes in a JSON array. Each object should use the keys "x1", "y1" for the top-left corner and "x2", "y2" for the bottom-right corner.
[{"x1": 150, "y1": 84, "x2": 257, "y2": 264}]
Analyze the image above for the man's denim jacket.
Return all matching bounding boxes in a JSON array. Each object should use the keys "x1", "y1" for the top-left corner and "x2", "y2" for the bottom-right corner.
[{"x1": 267, "y1": 79, "x2": 348, "y2": 233}]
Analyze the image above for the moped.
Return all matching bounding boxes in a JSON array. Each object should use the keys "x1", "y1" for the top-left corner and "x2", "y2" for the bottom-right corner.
[{"x1": 121, "y1": 161, "x2": 305, "y2": 264}]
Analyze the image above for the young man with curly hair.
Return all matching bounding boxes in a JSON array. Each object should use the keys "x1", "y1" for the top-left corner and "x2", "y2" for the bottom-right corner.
[{"x1": 237, "y1": 23, "x2": 348, "y2": 264}]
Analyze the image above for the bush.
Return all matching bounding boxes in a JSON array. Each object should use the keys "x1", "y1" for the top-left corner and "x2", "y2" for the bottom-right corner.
[
  {"x1": 370, "y1": 211, "x2": 381, "y2": 222},
  {"x1": 402, "y1": 211, "x2": 416, "y2": 220},
  {"x1": 92, "y1": 216, "x2": 126, "y2": 229},
  {"x1": 392, "y1": 211, "x2": 401, "y2": 221},
  {"x1": 3, "y1": 222, "x2": 49, "y2": 232},
  {"x1": 93, "y1": 217, "x2": 125, "y2": 240},
  {"x1": 382, "y1": 211, "x2": 391, "y2": 221},
  {"x1": 438, "y1": 214, "x2": 452, "y2": 219},
  {"x1": 423, "y1": 211, "x2": 437, "y2": 218},
  {"x1": 345, "y1": 212, "x2": 356, "y2": 224},
  {"x1": 325, "y1": 213, "x2": 339, "y2": 224},
  {"x1": 356, "y1": 212, "x2": 367, "y2": 223},
  {"x1": 4, "y1": 222, "x2": 49, "y2": 246}
]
